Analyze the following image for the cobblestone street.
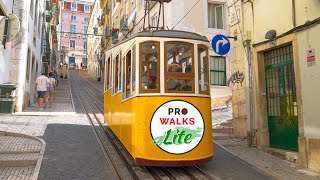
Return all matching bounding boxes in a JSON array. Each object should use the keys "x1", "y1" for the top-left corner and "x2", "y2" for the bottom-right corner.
[{"x1": 0, "y1": 70, "x2": 319, "y2": 180}]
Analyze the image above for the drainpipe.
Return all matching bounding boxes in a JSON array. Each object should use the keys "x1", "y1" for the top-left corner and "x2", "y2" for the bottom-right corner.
[{"x1": 292, "y1": 0, "x2": 296, "y2": 28}]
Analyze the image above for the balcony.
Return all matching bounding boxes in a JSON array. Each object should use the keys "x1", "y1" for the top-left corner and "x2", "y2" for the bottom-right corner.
[
  {"x1": 101, "y1": 37, "x2": 105, "y2": 47},
  {"x1": 104, "y1": 1, "x2": 110, "y2": 14},
  {"x1": 94, "y1": 27, "x2": 98, "y2": 35},
  {"x1": 46, "y1": 13, "x2": 52, "y2": 22},
  {"x1": 42, "y1": 55, "x2": 49, "y2": 62},
  {"x1": 112, "y1": 31, "x2": 118, "y2": 44},
  {"x1": 46, "y1": 0, "x2": 52, "y2": 11},
  {"x1": 98, "y1": 15, "x2": 105, "y2": 26},
  {"x1": 120, "y1": 15, "x2": 128, "y2": 32},
  {"x1": 105, "y1": 27, "x2": 110, "y2": 37}
]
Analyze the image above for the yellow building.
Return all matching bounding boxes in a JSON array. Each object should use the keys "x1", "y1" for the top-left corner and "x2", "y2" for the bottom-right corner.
[{"x1": 229, "y1": 0, "x2": 320, "y2": 171}]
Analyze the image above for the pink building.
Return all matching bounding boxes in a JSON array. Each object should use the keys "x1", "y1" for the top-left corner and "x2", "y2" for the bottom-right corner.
[{"x1": 58, "y1": 0, "x2": 93, "y2": 68}]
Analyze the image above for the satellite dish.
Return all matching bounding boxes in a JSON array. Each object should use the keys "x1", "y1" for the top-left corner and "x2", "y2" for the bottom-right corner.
[{"x1": 0, "y1": 14, "x2": 20, "y2": 42}]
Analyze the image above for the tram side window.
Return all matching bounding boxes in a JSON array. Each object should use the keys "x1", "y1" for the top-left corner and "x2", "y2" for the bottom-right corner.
[
  {"x1": 106, "y1": 57, "x2": 111, "y2": 89},
  {"x1": 119, "y1": 51, "x2": 122, "y2": 92},
  {"x1": 125, "y1": 51, "x2": 132, "y2": 98},
  {"x1": 113, "y1": 55, "x2": 120, "y2": 94},
  {"x1": 165, "y1": 42, "x2": 194, "y2": 93},
  {"x1": 140, "y1": 42, "x2": 160, "y2": 92},
  {"x1": 132, "y1": 45, "x2": 136, "y2": 93},
  {"x1": 122, "y1": 57, "x2": 126, "y2": 99},
  {"x1": 198, "y1": 45, "x2": 209, "y2": 94}
]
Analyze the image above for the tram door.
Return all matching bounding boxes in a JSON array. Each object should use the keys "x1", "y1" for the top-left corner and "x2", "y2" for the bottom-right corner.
[{"x1": 264, "y1": 44, "x2": 298, "y2": 151}]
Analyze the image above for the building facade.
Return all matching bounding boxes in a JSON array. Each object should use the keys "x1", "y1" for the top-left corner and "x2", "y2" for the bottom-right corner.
[
  {"x1": 88, "y1": 0, "x2": 232, "y2": 107},
  {"x1": 0, "y1": 0, "x2": 13, "y2": 84},
  {"x1": 228, "y1": 0, "x2": 320, "y2": 171},
  {"x1": 58, "y1": 0, "x2": 92, "y2": 68},
  {"x1": 0, "y1": 0, "x2": 58, "y2": 111}
]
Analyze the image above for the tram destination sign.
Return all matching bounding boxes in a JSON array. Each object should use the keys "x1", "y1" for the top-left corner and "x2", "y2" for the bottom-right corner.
[{"x1": 150, "y1": 100, "x2": 204, "y2": 154}]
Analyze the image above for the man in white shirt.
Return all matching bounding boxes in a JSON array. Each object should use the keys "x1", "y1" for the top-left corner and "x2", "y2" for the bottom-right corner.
[{"x1": 35, "y1": 73, "x2": 50, "y2": 110}]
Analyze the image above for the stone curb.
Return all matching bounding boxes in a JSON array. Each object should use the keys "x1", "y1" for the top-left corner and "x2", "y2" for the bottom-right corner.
[
  {"x1": 0, "y1": 131, "x2": 46, "y2": 180},
  {"x1": 213, "y1": 140, "x2": 279, "y2": 179}
]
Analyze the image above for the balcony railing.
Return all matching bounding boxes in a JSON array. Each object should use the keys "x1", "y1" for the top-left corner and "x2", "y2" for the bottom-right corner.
[
  {"x1": 46, "y1": 0, "x2": 52, "y2": 11},
  {"x1": 104, "y1": 1, "x2": 110, "y2": 14},
  {"x1": 105, "y1": 27, "x2": 110, "y2": 37},
  {"x1": 112, "y1": 31, "x2": 118, "y2": 44},
  {"x1": 101, "y1": 37, "x2": 105, "y2": 47},
  {"x1": 120, "y1": 15, "x2": 128, "y2": 32}
]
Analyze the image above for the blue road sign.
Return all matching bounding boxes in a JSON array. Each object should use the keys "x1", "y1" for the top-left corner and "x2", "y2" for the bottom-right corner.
[{"x1": 211, "y1": 34, "x2": 230, "y2": 56}]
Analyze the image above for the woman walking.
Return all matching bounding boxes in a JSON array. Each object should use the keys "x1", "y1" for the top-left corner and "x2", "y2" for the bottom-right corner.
[{"x1": 45, "y1": 72, "x2": 56, "y2": 108}]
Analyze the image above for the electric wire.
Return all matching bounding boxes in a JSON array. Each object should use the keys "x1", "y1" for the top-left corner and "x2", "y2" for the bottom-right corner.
[{"x1": 171, "y1": 0, "x2": 201, "y2": 30}]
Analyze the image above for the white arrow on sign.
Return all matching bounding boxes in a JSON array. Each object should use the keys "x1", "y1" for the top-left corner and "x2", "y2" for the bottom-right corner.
[{"x1": 216, "y1": 36, "x2": 228, "y2": 54}]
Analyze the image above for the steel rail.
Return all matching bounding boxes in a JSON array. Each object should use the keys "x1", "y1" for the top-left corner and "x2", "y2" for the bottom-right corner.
[
  {"x1": 73, "y1": 74, "x2": 140, "y2": 180},
  {"x1": 72, "y1": 77, "x2": 122, "y2": 180},
  {"x1": 77, "y1": 70, "x2": 219, "y2": 180}
]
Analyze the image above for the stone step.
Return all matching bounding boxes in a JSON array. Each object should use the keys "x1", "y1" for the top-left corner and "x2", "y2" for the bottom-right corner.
[
  {"x1": 264, "y1": 147, "x2": 299, "y2": 163},
  {"x1": 0, "y1": 153, "x2": 38, "y2": 167}
]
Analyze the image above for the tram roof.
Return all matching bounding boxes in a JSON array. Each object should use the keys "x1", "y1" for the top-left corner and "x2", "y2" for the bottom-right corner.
[{"x1": 107, "y1": 30, "x2": 210, "y2": 51}]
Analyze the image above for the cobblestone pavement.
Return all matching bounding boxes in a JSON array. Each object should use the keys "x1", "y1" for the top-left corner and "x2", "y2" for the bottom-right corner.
[
  {"x1": 0, "y1": 70, "x2": 115, "y2": 180},
  {"x1": 212, "y1": 117, "x2": 320, "y2": 179},
  {"x1": 0, "y1": 132, "x2": 44, "y2": 180},
  {"x1": 22, "y1": 79, "x2": 74, "y2": 114}
]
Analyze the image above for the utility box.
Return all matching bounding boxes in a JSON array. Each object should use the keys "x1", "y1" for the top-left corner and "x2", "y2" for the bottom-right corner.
[{"x1": 0, "y1": 82, "x2": 17, "y2": 114}]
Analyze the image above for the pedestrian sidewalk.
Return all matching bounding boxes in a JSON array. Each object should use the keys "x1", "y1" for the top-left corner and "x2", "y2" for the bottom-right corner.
[
  {"x1": 0, "y1": 131, "x2": 45, "y2": 180},
  {"x1": 17, "y1": 78, "x2": 75, "y2": 116},
  {"x1": 213, "y1": 120, "x2": 320, "y2": 180}
]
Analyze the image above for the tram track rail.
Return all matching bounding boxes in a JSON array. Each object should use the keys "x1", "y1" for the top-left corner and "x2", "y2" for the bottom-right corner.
[
  {"x1": 72, "y1": 73, "x2": 139, "y2": 180},
  {"x1": 75, "y1": 71, "x2": 219, "y2": 180}
]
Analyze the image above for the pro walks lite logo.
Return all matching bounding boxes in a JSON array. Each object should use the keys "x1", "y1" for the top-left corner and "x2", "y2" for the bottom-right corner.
[{"x1": 150, "y1": 100, "x2": 205, "y2": 154}]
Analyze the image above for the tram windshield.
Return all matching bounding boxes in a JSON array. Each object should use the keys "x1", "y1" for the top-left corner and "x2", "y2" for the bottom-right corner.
[
  {"x1": 137, "y1": 41, "x2": 209, "y2": 95},
  {"x1": 165, "y1": 42, "x2": 194, "y2": 93}
]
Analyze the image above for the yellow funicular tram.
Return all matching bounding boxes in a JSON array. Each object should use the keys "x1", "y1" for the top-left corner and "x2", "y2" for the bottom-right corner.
[{"x1": 103, "y1": 30, "x2": 213, "y2": 166}]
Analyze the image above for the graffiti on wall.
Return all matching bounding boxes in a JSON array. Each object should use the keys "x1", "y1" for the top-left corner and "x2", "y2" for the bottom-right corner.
[{"x1": 232, "y1": 71, "x2": 245, "y2": 87}]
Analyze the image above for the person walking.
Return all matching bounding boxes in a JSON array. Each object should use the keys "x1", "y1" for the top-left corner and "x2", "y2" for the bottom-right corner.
[
  {"x1": 52, "y1": 70, "x2": 58, "y2": 87},
  {"x1": 45, "y1": 72, "x2": 56, "y2": 108},
  {"x1": 35, "y1": 73, "x2": 50, "y2": 110}
]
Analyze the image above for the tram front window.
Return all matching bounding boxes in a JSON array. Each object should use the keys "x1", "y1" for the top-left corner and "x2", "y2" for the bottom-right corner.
[
  {"x1": 140, "y1": 42, "x2": 160, "y2": 92},
  {"x1": 165, "y1": 42, "x2": 194, "y2": 93}
]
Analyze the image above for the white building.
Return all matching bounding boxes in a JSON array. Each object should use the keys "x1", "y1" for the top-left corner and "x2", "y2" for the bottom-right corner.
[
  {"x1": 0, "y1": 0, "x2": 13, "y2": 84},
  {"x1": 0, "y1": 0, "x2": 50, "y2": 111}
]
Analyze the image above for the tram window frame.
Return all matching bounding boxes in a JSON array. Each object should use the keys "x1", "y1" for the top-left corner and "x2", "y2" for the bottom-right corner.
[
  {"x1": 198, "y1": 44, "x2": 210, "y2": 95},
  {"x1": 132, "y1": 45, "x2": 136, "y2": 93},
  {"x1": 113, "y1": 54, "x2": 120, "y2": 94},
  {"x1": 122, "y1": 56, "x2": 126, "y2": 99},
  {"x1": 164, "y1": 41, "x2": 195, "y2": 94},
  {"x1": 104, "y1": 57, "x2": 107, "y2": 91},
  {"x1": 126, "y1": 50, "x2": 132, "y2": 98},
  {"x1": 119, "y1": 51, "x2": 122, "y2": 92},
  {"x1": 139, "y1": 41, "x2": 160, "y2": 93},
  {"x1": 106, "y1": 56, "x2": 111, "y2": 90}
]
